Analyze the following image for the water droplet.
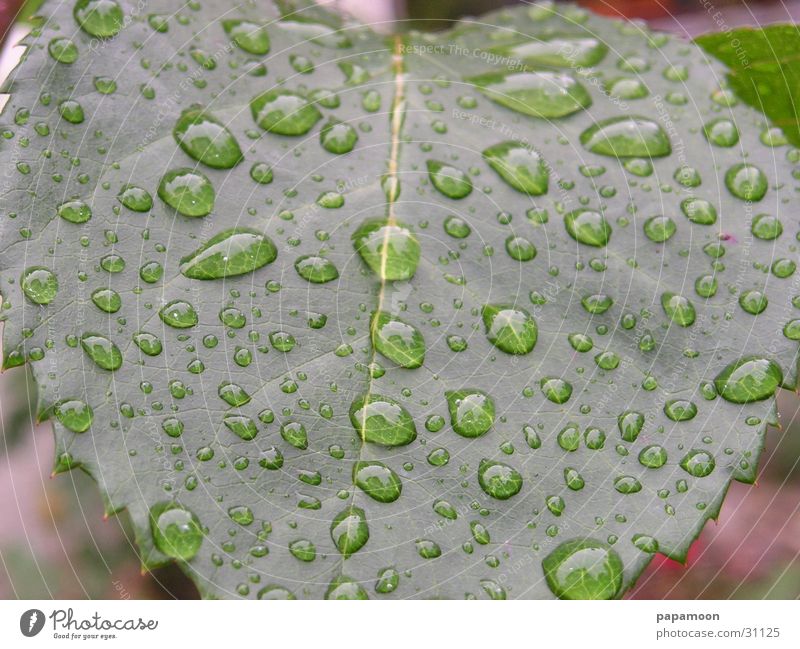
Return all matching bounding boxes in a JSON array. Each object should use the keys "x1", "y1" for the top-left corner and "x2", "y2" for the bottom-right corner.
[
  {"x1": 581, "y1": 293, "x2": 613, "y2": 314},
  {"x1": 540, "y1": 377, "x2": 572, "y2": 404},
  {"x1": 159, "y1": 300, "x2": 198, "y2": 328},
  {"x1": 483, "y1": 141, "x2": 548, "y2": 195},
  {"x1": 54, "y1": 399, "x2": 93, "y2": 433},
  {"x1": 81, "y1": 333, "x2": 122, "y2": 371},
  {"x1": 618, "y1": 411, "x2": 644, "y2": 442},
  {"x1": 607, "y1": 77, "x2": 648, "y2": 99},
  {"x1": 288, "y1": 539, "x2": 316, "y2": 562},
  {"x1": 331, "y1": 506, "x2": 369, "y2": 557},
  {"x1": 320, "y1": 119, "x2": 358, "y2": 153},
  {"x1": 614, "y1": 475, "x2": 642, "y2": 494},
  {"x1": 222, "y1": 19, "x2": 270, "y2": 54},
  {"x1": 117, "y1": 185, "x2": 152, "y2": 212},
  {"x1": 90, "y1": 287, "x2": 120, "y2": 313},
  {"x1": 416, "y1": 539, "x2": 442, "y2": 559},
  {"x1": 250, "y1": 90, "x2": 321, "y2": 136},
  {"x1": 133, "y1": 332, "x2": 162, "y2": 356},
  {"x1": 680, "y1": 449, "x2": 715, "y2": 477},
  {"x1": 371, "y1": 311, "x2": 425, "y2": 368},
  {"x1": 349, "y1": 394, "x2": 417, "y2": 446},
  {"x1": 21, "y1": 267, "x2": 58, "y2": 304},
  {"x1": 680, "y1": 198, "x2": 717, "y2": 225},
  {"x1": 494, "y1": 36, "x2": 607, "y2": 67},
  {"x1": 542, "y1": 539, "x2": 623, "y2": 599},
  {"x1": 564, "y1": 209, "x2": 611, "y2": 247},
  {"x1": 353, "y1": 461, "x2": 402, "y2": 503},
  {"x1": 714, "y1": 357, "x2": 783, "y2": 403},
  {"x1": 224, "y1": 414, "x2": 258, "y2": 441},
  {"x1": 446, "y1": 390, "x2": 494, "y2": 438},
  {"x1": 739, "y1": 289, "x2": 768, "y2": 315},
  {"x1": 325, "y1": 576, "x2": 368, "y2": 600},
  {"x1": 469, "y1": 71, "x2": 591, "y2": 118},
  {"x1": 478, "y1": 459, "x2": 522, "y2": 500},
  {"x1": 149, "y1": 502, "x2": 203, "y2": 560},
  {"x1": 74, "y1": 0, "x2": 124, "y2": 38},
  {"x1": 48, "y1": 38, "x2": 78, "y2": 64},
  {"x1": 482, "y1": 304, "x2": 537, "y2": 354},
  {"x1": 703, "y1": 118, "x2": 739, "y2": 147},
  {"x1": 352, "y1": 218, "x2": 420, "y2": 281},
  {"x1": 638, "y1": 444, "x2": 668, "y2": 468},
  {"x1": 59, "y1": 100, "x2": 84, "y2": 124},
  {"x1": 174, "y1": 107, "x2": 243, "y2": 169},
  {"x1": 278, "y1": 421, "x2": 306, "y2": 449},
  {"x1": 258, "y1": 585, "x2": 296, "y2": 599},
  {"x1": 180, "y1": 228, "x2": 277, "y2": 280},
  {"x1": 158, "y1": 168, "x2": 215, "y2": 217},
  {"x1": 375, "y1": 568, "x2": 400, "y2": 594},
  {"x1": 568, "y1": 333, "x2": 593, "y2": 352},
  {"x1": 725, "y1": 163, "x2": 767, "y2": 201},
  {"x1": 443, "y1": 215, "x2": 471, "y2": 238},
  {"x1": 218, "y1": 382, "x2": 251, "y2": 407},
  {"x1": 664, "y1": 399, "x2": 697, "y2": 421},
  {"x1": 58, "y1": 199, "x2": 92, "y2": 224},
  {"x1": 293, "y1": 255, "x2": 339, "y2": 283},
  {"x1": 643, "y1": 215, "x2": 676, "y2": 242},
  {"x1": 661, "y1": 292, "x2": 696, "y2": 327},
  {"x1": 580, "y1": 117, "x2": 671, "y2": 157},
  {"x1": 427, "y1": 160, "x2": 472, "y2": 199},
  {"x1": 751, "y1": 213, "x2": 782, "y2": 240}
]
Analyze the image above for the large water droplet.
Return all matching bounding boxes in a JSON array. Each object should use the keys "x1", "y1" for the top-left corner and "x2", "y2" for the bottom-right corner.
[
  {"x1": 320, "y1": 118, "x2": 358, "y2": 153},
  {"x1": 294, "y1": 255, "x2": 339, "y2": 283},
  {"x1": 250, "y1": 90, "x2": 321, "y2": 136},
  {"x1": 159, "y1": 300, "x2": 199, "y2": 328},
  {"x1": 478, "y1": 459, "x2": 523, "y2": 500},
  {"x1": 353, "y1": 461, "x2": 402, "y2": 503},
  {"x1": 118, "y1": 185, "x2": 152, "y2": 212},
  {"x1": 352, "y1": 218, "x2": 420, "y2": 281},
  {"x1": 427, "y1": 160, "x2": 472, "y2": 199},
  {"x1": 680, "y1": 449, "x2": 715, "y2": 477},
  {"x1": 74, "y1": 0, "x2": 123, "y2": 38},
  {"x1": 714, "y1": 357, "x2": 783, "y2": 403},
  {"x1": 174, "y1": 107, "x2": 243, "y2": 169},
  {"x1": 482, "y1": 304, "x2": 537, "y2": 354},
  {"x1": 725, "y1": 163, "x2": 767, "y2": 201},
  {"x1": 349, "y1": 394, "x2": 417, "y2": 446},
  {"x1": 21, "y1": 267, "x2": 58, "y2": 304},
  {"x1": 542, "y1": 539, "x2": 623, "y2": 599},
  {"x1": 331, "y1": 506, "x2": 369, "y2": 557},
  {"x1": 661, "y1": 292, "x2": 696, "y2": 327},
  {"x1": 218, "y1": 381, "x2": 251, "y2": 407},
  {"x1": 447, "y1": 390, "x2": 494, "y2": 438},
  {"x1": 222, "y1": 19, "x2": 270, "y2": 54},
  {"x1": 149, "y1": 502, "x2": 203, "y2": 560},
  {"x1": 371, "y1": 311, "x2": 425, "y2": 368},
  {"x1": 180, "y1": 228, "x2": 277, "y2": 279},
  {"x1": 81, "y1": 333, "x2": 122, "y2": 371},
  {"x1": 483, "y1": 141, "x2": 548, "y2": 195},
  {"x1": 325, "y1": 576, "x2": 368, "y2": 600},
  {"x1": 158, "y1": 168, "x2": 215, "y2": 217},
  {"x1": 58, "y1": 199, "x2": 92, "y2": 224},
  {"x1": 468, "y1": 71, "x2": 591, "y2": 118},
  {"x1": 618, "y1": 411, "x2": 644, "y2": 442},
  {"x1": 54, "y1": 399, "x2": 93, "y2": 433},
  {"x1": 564, "y1": 209, "x2": 611, "y2": 247},
  {"x1": 490, "y1": 36, "x2": 608, "y2": 67},
  {"x1": 580, "y1": 117, "x2": 671, "y2": 157}
]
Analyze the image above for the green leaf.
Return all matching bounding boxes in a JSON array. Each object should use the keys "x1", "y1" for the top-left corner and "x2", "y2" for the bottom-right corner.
[
  {"x1": 697, "y1": 24, "x2": 800, "y2": 146},
  {"x1": 1, "y1": 0, "x2": 799, "y2": 599}
]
